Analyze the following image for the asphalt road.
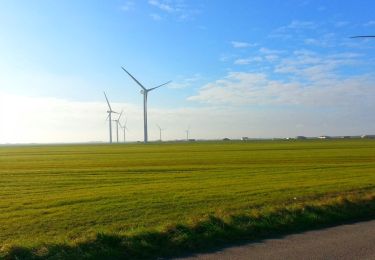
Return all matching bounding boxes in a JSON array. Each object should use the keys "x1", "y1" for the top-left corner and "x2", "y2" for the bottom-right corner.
[{"x1": 176, "y1": 220, "x2": 375, "y2": 260}]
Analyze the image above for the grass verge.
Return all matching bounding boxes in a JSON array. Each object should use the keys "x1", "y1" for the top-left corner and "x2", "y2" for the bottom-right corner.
[{"x1": 2, "y1": 192, "x2": 374, "y2": 260}]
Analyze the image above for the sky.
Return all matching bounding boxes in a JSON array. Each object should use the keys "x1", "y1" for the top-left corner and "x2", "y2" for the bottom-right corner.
[{"x1": 0, "y1": 0, "x2": 375, "y2": 143}]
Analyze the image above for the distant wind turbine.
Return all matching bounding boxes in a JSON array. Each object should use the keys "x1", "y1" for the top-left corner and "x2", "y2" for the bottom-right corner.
[
  {"x1": 156, "y1": 124, "x2": 165, "y2": 142},
  {"x1": 121, "y1": 66, "x2": 171, "y2": 143},
  {"x1": 119, "y1": 117, "x2": 129, "y2": 143},
  {"x1": 112, "y1": 110, "x2": 123, "y2": 143},
  {"x1": 185, "y1": 126, "x2": 190, "y2": 141},
  {"x1": 104, "y1": 92, "x2": 118, "y2": 144}
]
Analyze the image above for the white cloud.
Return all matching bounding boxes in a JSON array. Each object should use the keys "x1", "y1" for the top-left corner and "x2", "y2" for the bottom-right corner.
[
  {"x1": 187, "y1": 71, "x2": 375, "y2": 108},
  {"x1": 231, "y1": 41, "x2": 256, "y2": 48},
  {"x1": 234, "y1": 57, "x2": 263, "y2": 65},
  {"x1": 258, "y1": 47, "x2": 285, "y2": 55},
  {"x1": 259, "y1": 47, "x2": 284, "y2": 54},
  {"x1": 274, "y1": 50, "x2": 360, "y2": 82}
]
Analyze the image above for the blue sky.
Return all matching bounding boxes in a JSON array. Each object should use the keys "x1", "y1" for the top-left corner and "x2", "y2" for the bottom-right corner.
[{"x1": 0, "y1": 0, "x2": 374, "y2": 143}]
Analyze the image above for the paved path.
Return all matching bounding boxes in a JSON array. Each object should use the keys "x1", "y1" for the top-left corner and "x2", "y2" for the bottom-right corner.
[{"x1": 176, "y1": 220, "x2": 375, "y2": 260}]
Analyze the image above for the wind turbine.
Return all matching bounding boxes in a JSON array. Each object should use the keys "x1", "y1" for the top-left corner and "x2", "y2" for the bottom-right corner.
[
  {"x1": 120, "y1": 117, "x2": 129, "y2": 143},
  {"x1": 185, "y1": 126, "x2": 190, "y2": 141},
  {"x1": 156, "y1": 124, "x2": 165, "y2": 142},
  {"x1": 121, "y1": 67, "x2": 171, "y2": 143},
  {"x1": 104, "y1": 92, "x2": 118, "y2": 144},
  {"x1": 112, "y1": 110, "x2": 123, "y2": 143}
]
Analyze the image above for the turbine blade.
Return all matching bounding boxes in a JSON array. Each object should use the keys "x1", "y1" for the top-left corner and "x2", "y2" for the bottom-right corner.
[
  {"x1": 103, "y1": 92, "x2": 112, "y2": 110},
  {"x1": 121, "y1": 67, "x2": 147, "y2": 90},
  {"x1": 118, "y1": 110, "x2": 123, "y2": 120},
  {"x1": 350, "y1": 35, "x2": 375, "y2": 38},
  {"x1": 156, "y1": 124, "x2": 161, "y2": 130},
  {"x1": 148, "y1": 80, "x2": 171, "y2": 92}
]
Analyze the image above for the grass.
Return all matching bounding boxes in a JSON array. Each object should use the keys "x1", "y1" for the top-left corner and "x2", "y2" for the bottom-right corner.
[{"x1": 0, "y1": 139, "x2": 374, "y2": 259}]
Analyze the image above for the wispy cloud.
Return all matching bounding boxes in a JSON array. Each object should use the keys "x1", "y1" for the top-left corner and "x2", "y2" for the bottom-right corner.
[
  {"x1": 334, "y1": 21, "x2": 349, "y2": 28},
  {"x1": 259, "y1": 47, "x2": 284, "y2": 54},
  {"x1": 304, "y1": 33, "x2": 336, "y2": 47},
  {"x1": 148, "y1": 0, "x2": 200, "y2": 21},
  {"x1": 120, "y1": 1, "x2": 135, "y2": 11},
  {"x1": 150, "y1": 13, "x2": 162, "y2": 21},
  {"x1": 286, "y1": 20, "x2": 318, "y2": 30},
  {"x1": 219, "y1": 53, "x2": 238, "y2": 62},
  {"x1": 231, "y1": 41, "x2": 256, "y2": 48},
  {"x1": 270, "y1": 20, "x2": 319, "y2": 38},
  {"x1": 234, "y1": 56, "x2": 263, "y2": 65},
  {"x1": 168, "y1": 73, "x2": 202, "y2": 89},
  {"x1": 148, "y1": 0, "x2": 174, "y2": 12},
  {"x1": 364, "y1": 20, "x2": 375, "y2": 27}
]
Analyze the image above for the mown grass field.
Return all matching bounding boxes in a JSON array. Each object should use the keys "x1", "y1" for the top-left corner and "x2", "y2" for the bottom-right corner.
[{"x1": 0, "y1": 139, "x2": 374, "y2": 259}]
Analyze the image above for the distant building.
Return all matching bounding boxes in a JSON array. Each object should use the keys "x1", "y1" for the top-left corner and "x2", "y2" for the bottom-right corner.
[
  {"x1": 222, "y1": 138, "x2": 230, "y2": 141},
  {"x1": 242, "y1": 137, "x2": 249, "y2": 141},
  {"x1": 319, "y1": 135, "x2": 331, "y2": 139},
  {"x1": 296, "y1": 136, "x2": 307, "y2": 140}
]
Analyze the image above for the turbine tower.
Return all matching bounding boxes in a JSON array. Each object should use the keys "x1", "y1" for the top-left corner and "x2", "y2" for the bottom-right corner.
[
  {"x1": 185, "y1": 126, "x2": 190, "y2": 141},
  {"x1": 156, "y1": 124, "x2": 165, "y2": 142},
  {"x1": 121, "y1": 67, "x2": 171, "y2": 143},
  {"x1": 104, "y1": 92, "x2": 118, "y2": 144},
  {"x1": 112, "y1": 110, "x2": 123, "y2": 143}
]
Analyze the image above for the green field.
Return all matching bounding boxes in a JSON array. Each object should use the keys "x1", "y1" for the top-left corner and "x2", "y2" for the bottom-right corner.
[{"x1": 0, "y1": 139, "x2": 374, "y2": 259}]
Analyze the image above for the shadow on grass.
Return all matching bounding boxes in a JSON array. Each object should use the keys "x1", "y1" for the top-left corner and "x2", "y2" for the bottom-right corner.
[{"x1": 3, "y1": 195, "x2": 375, "y2": 260}]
